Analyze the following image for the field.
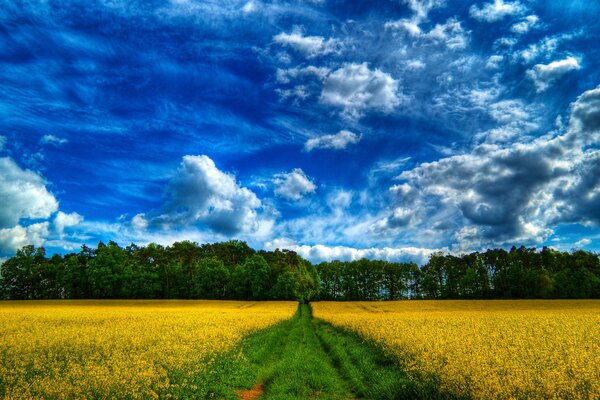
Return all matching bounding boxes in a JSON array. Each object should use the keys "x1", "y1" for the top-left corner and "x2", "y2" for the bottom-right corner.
[
  {"x1": 0, "y1": 300, "x2": 297, "y2": 399},
  {"x1": 312, "y1": 300, "x2": 600, "y2": 400},
  {"x1": 1, "y1": 300, "x2": 599, "y2": 399}
]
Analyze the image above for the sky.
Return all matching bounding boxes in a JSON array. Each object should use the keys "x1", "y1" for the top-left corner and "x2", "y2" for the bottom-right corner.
[{"x1": 1, "y1": 0, "x2": 599, "y2": 264}]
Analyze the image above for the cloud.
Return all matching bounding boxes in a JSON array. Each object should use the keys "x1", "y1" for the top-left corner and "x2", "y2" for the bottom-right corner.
[
  {"x1": 131, "y1": 213, "x2": 149, "y2": 231},
  {"x1": 264, "y1": 237, "x2": 440, "y2": 265},
  {"x1": 54, "y1": 211, "x2": 83, "y2": 237},
  {"x1": 273, "y1": 168, "x2": 316, "y2": 200},
  {"x1": 518, "y1": 32, "x2": 580, "y2": 63},
  {"x1": 391, "y1": 84, "x2": 600, "y2": 249},
  {"x1": 273, "y1": 27, "x2": 340, "y2": 58},
  {"x1": 527, "y1": 56, "x2": 581, "y2": 92},
  {"x1": 304, "y1": 130, "x2": 360, "y2": 151},
  {"x1": 470, "y1": 0, "x2": 525, "y2": 22},
  {"x1": 276, "y1": 66, "x2": 330, "y2": 84},
  {"x1": 0, "y1": 157, "x2": 59, "y2": 228},
  {"x1": 152, "y1": 155, "x2": 263, "y2": 235},
  {"x1": 0, "y1": 136, "x2": 6, "y2": 151},
  {"x1": 425, "y1": 18, "x2": 469, "y2": 49},
  {"x1": 0, "y1": 223, "x2": 50, "y2": 254},
  {"x1": 575, "y1": 238, "x2": 591, "y2": 248},
  {"x1": 568, "y1": 84, "x2": 600, "y2": 136},
  {"x1": 320, "y1": 63, "x2": 402, "y2": 118},
  {"x1": 241, "y1": 1, "x2": 257, "y2": 14},
  {"x1": 40, "y1": 134, "x2": 68, "y2": 146},
  {"x1": 385, "y1": 17, "x2": 469, "y2": 50},
  {"x1": 511, "y1": 15, "x2": 539, "y2": 34}
]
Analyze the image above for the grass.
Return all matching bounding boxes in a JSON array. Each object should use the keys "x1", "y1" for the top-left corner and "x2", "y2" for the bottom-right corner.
[{"x1": 208, "y1": 303, "x2": 425, "y2": 400}]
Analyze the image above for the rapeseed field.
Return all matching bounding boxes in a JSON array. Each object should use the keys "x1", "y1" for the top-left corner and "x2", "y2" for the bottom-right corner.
[
  {"x1": 312, "y1": 300, "x2": 600, "y2": 400},
  {"x1": 0, "y1": 300, "x2": 296, "y2": 399}
]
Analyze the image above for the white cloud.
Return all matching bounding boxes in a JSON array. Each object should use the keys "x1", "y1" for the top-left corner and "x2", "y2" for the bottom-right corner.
[
  {"x1": 152, "y1": 155, "x2": 263, "y2": 235},
  {"x1": 242, "y1": 1, "x2": 256, "y2": 13},
  {"x1": 511, "y1": 15, "x2": 539, "y2": 34},
  {"x1": 424, "y1": 18, "x2": 469, "y2": 50},
  {"x1": 518, "y1": 32, "x2": 581, "y2": 64},
  {"x1": 131, "y1": 213, "x2": 149, "y2": 230},
  {"x1": 304, "y1": 130, "x2": 360, "y2": 151},
  {"x1": 54, "y1": 211, "x2": 83, "y2": 237},
  {"x1": 527, "y1": 56, "x2": 581, "y2": 92},
  {"x1": 385, "y1": 0, "x2": 445, "y2": 34},
  {"x1": 406, "y1": 59, "x2": 426, "y2": 71},
  {"x1": 0, "y1": 157, "x2": 59, "y2": 228},
  {"x1": 273, "y1": 168, "x2": 316, "y2": 200},
  {"x1": 574, "y1": 238, "x2": 591, "y2": 248},
  {"x1": 470, "y1": 0, "x2": 525, "y2": 22},
  {"x1": 391, "y1": 84, "x2": 600, "y2": 249},
  {"x1": 0, "y1": 223, "x2": 49, "y2": 254},
  {"x1": 386, "y1": 17, "x2": 469, "y2": 50},
  {"x1": 264, "y1": 237, "x2": 440, "y2": 265},
  {"x1": 40, "y1": 134, "x2": 68, "y2": 146},
  {"x1": 385, "y1": 19, "x2": 422, "y2": 36},
  {"x1": 276, "y1": 66, "x2": 330, "y2": 84},
  {"x1": 320, "y1": 63, "x2": 402, "y2": 118},
  {"x1": 404, "y1": 0, "x2": 446, "y2": 19},
  {"x1": 273, "y1": 27, "x2": 340, "y2": 58},
  {"x1": 486, "y1": 55, "x2": 504, "y2": 69}
]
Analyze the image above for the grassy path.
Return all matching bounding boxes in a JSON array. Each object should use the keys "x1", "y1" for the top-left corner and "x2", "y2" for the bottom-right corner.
[{"x1": 209, "y1": 304, "x2": 419, "y2": 400}]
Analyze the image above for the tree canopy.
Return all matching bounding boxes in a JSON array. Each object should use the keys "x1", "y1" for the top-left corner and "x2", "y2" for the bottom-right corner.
[{"x1": 0, "y1": 242, "x2": 598, "y2": 300}]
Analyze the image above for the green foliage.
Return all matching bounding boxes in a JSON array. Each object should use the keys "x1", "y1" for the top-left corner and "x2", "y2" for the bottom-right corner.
[
  {"x1": 315, "y1": 259, "x2": 419, "y2": 300},
  {"x1": 417, "y1": 246, "x2": 600, "y2": 299},
  {"x1": 0, "y1": 241, "x2": 318, "y2": 301},
  {"x1": 1, "y1": 242, "x2": 598, "y2": 301}
]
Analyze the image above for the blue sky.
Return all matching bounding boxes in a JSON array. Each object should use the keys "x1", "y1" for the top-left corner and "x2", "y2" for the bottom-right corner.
[{"x1": 1, "y1": 0, "x2": 599, "y2": 264}]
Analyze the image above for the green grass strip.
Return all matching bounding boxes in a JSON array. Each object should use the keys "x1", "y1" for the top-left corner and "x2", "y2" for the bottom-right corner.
[{"x1": 192, "y1": 303, "x2": 456, "y2": 399}]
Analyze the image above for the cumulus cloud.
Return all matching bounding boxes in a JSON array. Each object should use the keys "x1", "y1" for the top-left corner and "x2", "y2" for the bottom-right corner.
[
  {"x1": 320, "y1": 63, "x2": 402, "y2": 117},
  {"x1": 0, "y1": 157, "x2": 87, "y2": 254},
  {"x1": 131, "y1": 213, "x2": 149, "y2": 231},
  {"x1": 54, "y1": 211, "x2": 83, "y2": 237},
  {"x1": 0, "y1": 157, "x2": 59, "y2": 228},
  {"x1": 390, "y1": 84, "x2": 600, "y2": 249},
  {"x1": 304, "y1": 130, "x2": 360, "y2": 151},
  {"x1": 568, "y1": 84, "x2": 600, "y2": 136},
  {"x1": 151, "y1": 155, "x2": 263, "y2": 235},
  {"x1": 264, "y1": 237, "x2": 440, "y2": 265},
  {"x1": 40, "y1": 134, "x2": 68, "y2": 146},
  {"x1": 273, "y1": 168, "x2": 316, "y2": 200},
  {"x1": 527, "y1": 56, "x2": 581, "y2": 92},
  {"x1": 470, "y1": 0, "x2": 525, "y2": 22},
  {"x1": 273, "y1": 27, "x2": 340, "y2": 58},
  {"x1": 0, "y1": 223, "x2": 49, "y2": 254},
  {"x1": 511, "y1": 15, "x2": 539, "y2": 34}
]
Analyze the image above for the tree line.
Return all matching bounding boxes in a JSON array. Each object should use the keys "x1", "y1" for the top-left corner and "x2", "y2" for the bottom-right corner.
[
  {"x1": 0, "y1": 241, "x2": 319, "y2": 301},
  {"x1": 0, "y1": 241, "x2": 598, "y2": 300},
  {"x1": 316, "y1": 246, "x2": 600, "y2": 299}
]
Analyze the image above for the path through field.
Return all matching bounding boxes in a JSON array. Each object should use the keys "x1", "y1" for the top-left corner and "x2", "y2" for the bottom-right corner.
[{"x1": 232, "y1": 304, "x2": 416, "y2": 400}]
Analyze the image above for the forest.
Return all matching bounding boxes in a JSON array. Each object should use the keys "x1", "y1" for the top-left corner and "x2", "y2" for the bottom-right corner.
[{"x1": 0, "y1": 241, "x2": 598, "y2": 301}]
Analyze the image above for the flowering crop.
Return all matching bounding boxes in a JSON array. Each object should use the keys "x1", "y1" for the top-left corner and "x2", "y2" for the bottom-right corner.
[
  {"x1": 312, "y1": 300, "x2": 600, "y2": 399},
  {"x1": 0, "y1": 300, "x2": 297, "y2": 399}
]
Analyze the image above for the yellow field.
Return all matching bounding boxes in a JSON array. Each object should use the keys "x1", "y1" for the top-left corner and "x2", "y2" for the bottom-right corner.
[
  {"x1": 0, "y1": 300, "x2": 297, "y2": 399},
  {"x1": 312, "y1": 300, "x2": 600, "y2": 400}
]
